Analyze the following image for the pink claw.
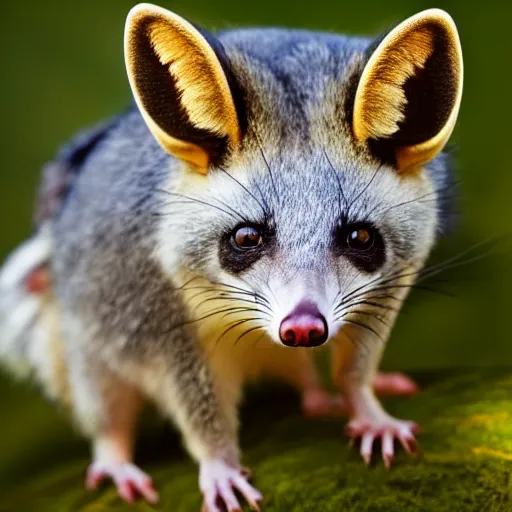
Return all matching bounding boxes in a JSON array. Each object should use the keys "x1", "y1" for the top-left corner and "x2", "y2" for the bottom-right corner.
[
  {"x1": 85, "y1": 461, "x2": 159, "y2": 504},
  {"x1": 200, "y1": 459, "x2": 262, "y2": 512},
  {"x1": 345, "y1": 418, "x2": 420, "y2": 467}
]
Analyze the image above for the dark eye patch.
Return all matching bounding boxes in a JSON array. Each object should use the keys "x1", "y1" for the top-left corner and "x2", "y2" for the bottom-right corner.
[
  {"x1": 219, "y1": 222, "x2": 275, "y2": 274},
  {"x1": 334, "y1": 222, "x2": 386, "y2": 273}
]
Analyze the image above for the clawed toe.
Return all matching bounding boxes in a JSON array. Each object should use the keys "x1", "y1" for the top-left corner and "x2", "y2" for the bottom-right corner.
[
  {"x1": 345, "y1": 418, "x2": 420, "y2": 468},
  {"x1": 85, "y1": 461, "x2": 159, "y2": 504},
  {"x1": 200, "y1": 459, "x2": 262, "y2": 512}
]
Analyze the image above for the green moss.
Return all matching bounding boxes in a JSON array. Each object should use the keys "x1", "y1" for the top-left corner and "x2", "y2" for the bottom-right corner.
[{"x1": 1, "y1": 369, "x2": 511, "y2": 512}]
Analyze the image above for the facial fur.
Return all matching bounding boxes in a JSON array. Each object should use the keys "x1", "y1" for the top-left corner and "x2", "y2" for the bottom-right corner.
[
  {"x1": 155, "y1": 28, "x2": 450, "y2": 346},
  {"x1": 158, "y1": 153, "x2": 439, "y2": 344}
]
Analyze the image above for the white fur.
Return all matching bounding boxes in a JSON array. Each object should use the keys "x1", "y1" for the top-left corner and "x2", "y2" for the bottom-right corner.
[
  {"x1": 0, "y1": 226, "x2": 51, "y2": 289},
  {"x1": 0, "y1": 227, "x2": 52, "y2": 376}
]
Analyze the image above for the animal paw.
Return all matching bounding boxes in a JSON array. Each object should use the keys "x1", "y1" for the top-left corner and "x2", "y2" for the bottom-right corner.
[
  {"x1": 301, "y1": 387, "x2": 347, "y2": 418},
  {"x1": 200, "y1": 459, "x2": 262, "y2": 512},
  {"x1": 85, "y1": 461, "x2": 159, "y2": 504},
  {"x1": 373, "y1": 372, "x2": 419, "y2": 397},
  {"x1": 345, "y1": 416, "x2": 420, "y2": 468}
]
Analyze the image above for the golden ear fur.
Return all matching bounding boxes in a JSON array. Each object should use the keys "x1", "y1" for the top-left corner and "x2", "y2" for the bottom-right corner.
[
  {"x1": 353, "y1": 9, "x2": 463, "y2": 171},
  {"x1": 125, "y1": 3, "x2": 241, "y2": 172}
]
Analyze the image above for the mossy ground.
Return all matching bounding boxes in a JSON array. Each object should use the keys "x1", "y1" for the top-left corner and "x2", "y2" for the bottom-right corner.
[{"x1": 1, "y1": 368, "x2": 511, "y2": 512}]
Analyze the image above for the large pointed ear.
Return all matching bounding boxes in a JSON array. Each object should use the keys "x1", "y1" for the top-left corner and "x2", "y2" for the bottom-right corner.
[
  {"x1": 352, "y1": 9, "x2": 463, "y2": 172},
  {"x1": 124, "y1": 4, "x2": 243, "y2": 173}
]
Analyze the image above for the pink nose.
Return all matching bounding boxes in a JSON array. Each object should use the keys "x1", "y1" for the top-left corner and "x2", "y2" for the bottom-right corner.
[{"x1": 279, "y1": 301, "x2": 328, "y2": 347}]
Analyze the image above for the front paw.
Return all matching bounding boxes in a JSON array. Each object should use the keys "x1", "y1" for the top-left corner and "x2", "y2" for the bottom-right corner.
[
  {"x1": 345, "y1": 416, "x2": 420, "y2": 468},
  {"x1": 85, "y1": 461, "x2": 159, "y2": 504},
  {"x1": 200, "y1": 459, "x2": 262, "y2": 512}
]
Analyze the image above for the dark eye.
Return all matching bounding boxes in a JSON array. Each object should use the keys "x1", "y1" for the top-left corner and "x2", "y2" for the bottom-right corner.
[
  {"x1": 232, "y1": 225, "x2": 263, "y2": 249},
  {"x1": 335, "y1": 222, "x2": 385, "y2": 273},
  {"x1": 221, "y1": 223, "x2": 273, "y2": 274},
  {"x1": 347, "y1": 227, "x2": 375, "y2": 250}
]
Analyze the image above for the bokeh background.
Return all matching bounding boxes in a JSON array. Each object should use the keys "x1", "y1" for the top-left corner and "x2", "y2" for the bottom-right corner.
[{"x1": 1, "y1": 0, "x2": 511, "y2": 495}]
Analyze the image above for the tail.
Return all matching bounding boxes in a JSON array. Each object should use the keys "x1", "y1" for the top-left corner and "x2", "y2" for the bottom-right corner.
[{"x1": 0, "y1": 226, "x2": 68, "y2": 401}]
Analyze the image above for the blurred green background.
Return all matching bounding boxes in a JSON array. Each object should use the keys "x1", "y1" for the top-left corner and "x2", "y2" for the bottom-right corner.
[{"x1": 0, "y1": 0, "x2": 511, "y2": 496}]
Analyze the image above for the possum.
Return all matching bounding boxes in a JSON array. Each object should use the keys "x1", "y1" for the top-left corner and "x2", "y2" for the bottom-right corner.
[{"x1": 0, "y1": 4, "x2": 462, "y2": 510}]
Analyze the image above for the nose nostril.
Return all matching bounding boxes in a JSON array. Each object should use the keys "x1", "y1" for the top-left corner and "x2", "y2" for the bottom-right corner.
[
  {"x1": 282, "y1": 329, "x2": 295, "y2": 345},
  {"x1": 279, "y1": 309, "x2": 329, "y2": 347},
  {"x1": 309, "y1": 328, "x2": 321, "y2": 343},
  {"x1": 308, "y1": 318, "x2": 328, "y2": 346}
]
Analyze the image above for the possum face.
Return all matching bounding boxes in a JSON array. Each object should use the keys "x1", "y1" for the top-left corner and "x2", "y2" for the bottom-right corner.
[
  {"x1": 126, "y1": 6, "x2": 462, "y2": 346},
  {"x1": 160, "y1": 150, "x2": 442, "y2": 347}
]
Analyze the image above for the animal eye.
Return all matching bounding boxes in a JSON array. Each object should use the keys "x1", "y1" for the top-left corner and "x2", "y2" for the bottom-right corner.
[
  {"x1": 347, "y1": 228, "x2": 374, "y2": 250},
  {"x1": 335, "y1": 222, "x2": 385, "y2": 273},
  {"x1": 232, "y1": 226, "x2": 262, "y2": 249},
  {"x1": 221, "y1": 222, "x2": 274, "y2": 274}
]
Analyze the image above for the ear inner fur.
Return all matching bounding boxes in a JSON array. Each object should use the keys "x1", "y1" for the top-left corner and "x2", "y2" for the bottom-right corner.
[
  {"x1": 354, "y1": 29, "x2": 434, "y2": 142},
  {"x1": 352, "y1": 9, "x2": 463, "y2": 172},
  {"x1": 125, "y1": 4, "x2": 241, "y2": 171}
]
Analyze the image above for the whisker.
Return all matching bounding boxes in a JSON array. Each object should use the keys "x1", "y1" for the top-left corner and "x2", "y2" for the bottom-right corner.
[
  {"x1": 208, "y1": 317, "x2": 263, "y2": 357},
  {"x1": 210, "y1": 280, "x2": 267, "y2": 297},
  {"x1": 347, "y1": 283, "x2": 455, "y2": 303},
  {"x1": 162, "y1": 306, "x2": 266, "y2": 335},
  {"x1": 415, "y1": 236, "x2": 506, "y2": 281},
  {"x1": 331, "y1": 289, "x2": 344, "y2": 311},
  {"x1": 342, "y1": 318, "x2": 384, "y2": 340},
  {"x1": 216, "y1": 306, "x2": 268, "y2": 319},
  {"x1": 339, "y1": 271, "x2": 394, "y2": 306},
  {"x1": 210, "y1": 317, "x2": 262, "y2": 355},
  {"x1": 182, "y1": 285, "x2": 270, "y2": 304},
  {"x1": 193, "y1": 295, "x2": 273, "y2": 315},
  {"x1": 174, "y1": 275, "x2": 203, "y2": 291},
  {"x1": 253, "y1": 180, "x2": 272, "y2": 213},
  {"x1": 233, "y1": 324, "x2": 265, "y2": 348},
  {"x1": 344, "y1": 235, "x2": 504, "y2": 306},
  {"x1": 347, "y1": 163, "x2": 384, "y2": 216},
  {"x1": 361, "y1": 293, "x2": 402, "y2": 302},
  {"x1": 217, "y1": 167, "x2": 268, "y2": 217},
  {"x1": 186, "y1": 289, "x2": 220, "y2": 307},
  {"x1": 254, "y1": 133, "x2": 279, "y2": 200},
  {"x1": 216, "y1": 292, "x2": 272, "y2": 310},
  {"x1": 375, "y1": 181, "x2": 459, "y2": 217},
  {"x1": 155, "y1": 193, "x2": 241, "y2": 222},
  {"x1": 323, "y1": 149, "x2": 348, "y2": 213},
  {"x1": 338, "y1": 310, "x2": 389, "y2": 327},
  {"x1": 247, "y1": 331, "x2": 267, "y2": 354},
  {"x1": 210, "y1": 195, "x2": 251, "y2": 223},
  {"x1": 202, "y1": 305, "x2": 266, "y2": 321},
  {"x1": 262, "y1": 277, "x2": 280, "y2": 311},
  {"x1": 340, "y1": 237, "x2": 498, "y2": 307},
  {"x1": 334, "y1": 298, "x2": 399, "y2": 316},
  {"x1": 182, "y1": 282, "x2": 272, "y2": 309}
]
